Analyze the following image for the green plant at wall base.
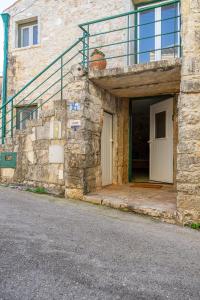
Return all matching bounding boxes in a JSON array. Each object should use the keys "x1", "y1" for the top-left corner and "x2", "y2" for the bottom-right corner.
[
  {"x1": 26, "y1": 187, "x2": 48, "y2": 194},
  {"x1": 91, "y1": 49, "x2": 105, "y2": 57},
  {"x1": 190, "y1": 223, "x2": 200, "y2": 230}
]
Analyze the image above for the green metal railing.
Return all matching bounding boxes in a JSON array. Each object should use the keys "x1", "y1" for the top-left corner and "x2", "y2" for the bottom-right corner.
[
  {"x1": 0, "y1": 38, "x2": 84, "y2": 143},
  {"x1": 0, "y1": 0, "x2": 181, "y2": 144},
  {"x1": 79, "y1": 0, "x2": 181, "y2": 69}
]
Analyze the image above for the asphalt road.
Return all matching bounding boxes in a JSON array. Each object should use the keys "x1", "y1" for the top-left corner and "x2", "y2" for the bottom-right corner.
[{"x1": 0, "y1": 186, "x2": 200, "y2": 300}]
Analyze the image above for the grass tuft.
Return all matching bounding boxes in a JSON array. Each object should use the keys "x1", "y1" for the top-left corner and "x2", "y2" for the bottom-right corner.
[
  {"x1": 190, "y1": 223, "x2": 200, "y2": 230},
  {"x1": 26, "y1": 187, "x2": 48, "y2": 194},
  {"x1": 185, "y1": 223, "x2": 200, "y2": 230}
]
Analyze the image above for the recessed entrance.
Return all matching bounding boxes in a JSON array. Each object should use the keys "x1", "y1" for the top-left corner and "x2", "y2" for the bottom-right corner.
[
  {"x1": 129, "y1": 96, "x2": 174, "y2": 184},
  {"x1": 90, "y1": 96, "x2": 177, "y2": 222}
]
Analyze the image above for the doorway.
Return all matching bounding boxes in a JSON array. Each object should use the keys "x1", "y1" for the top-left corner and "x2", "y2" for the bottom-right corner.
[{"x1": 130, "y1": 96, "x2": 174, "y2": 183}]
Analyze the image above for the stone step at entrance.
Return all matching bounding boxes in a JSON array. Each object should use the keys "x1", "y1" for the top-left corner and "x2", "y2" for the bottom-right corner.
[{"x1": 83, "y1": 184, "x2": 177, "y2": 224}]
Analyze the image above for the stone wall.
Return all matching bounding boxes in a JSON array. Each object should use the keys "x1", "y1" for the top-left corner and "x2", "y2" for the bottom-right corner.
[
  {"x1": 5, "y1": 0, "x2": 132, "y2": 101},
  {"x1": 5, "y1": 0, "x2": 200, "y2": 225},
  {"x1": 0, "y1": 99, "x2": 67, "y2": 196},
  {"x1": 0, "y1": 69, "x2": 129, "y2": 199},
  {"x1": 64, "y1": 69, "x2": 129, "y2": 199},
  {"x1": 177, "y1": 0, "x2": 200, "y2": 223}
]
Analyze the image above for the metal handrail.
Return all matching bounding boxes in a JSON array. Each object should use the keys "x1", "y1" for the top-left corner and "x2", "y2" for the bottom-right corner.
[
  {"x1": 0, "y1": 38, "x2": 83, "y2": 111},
  {"x1": 88, "y1": 15, "x2": 181, "y2": 38},
  {"x1": 0, "y1": 38, "x2": 84, "y2": 143},
  {"x1": 80, "y1": 0, "x2": 181, "y2": 67},
  {"x1": 79, "y1": 0, "x2": 180, "y2": 29},
  {"x1": 0, "y1": 51, "x2": 79, "y2": 122},
  {"x1": 83, "y1": 31, "x2": 181, "y2": 53},
  {"x1": 0, "y1": 0, "x2": 181, "y2": 144},
  {"x1": 85, "y1": 45, "x2": 181, "y2": 63}
]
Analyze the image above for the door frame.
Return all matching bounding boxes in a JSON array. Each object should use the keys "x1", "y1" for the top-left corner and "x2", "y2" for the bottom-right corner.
[
  {"x1": 128, "y1": 96, "x2": 175, "y2": 183},
  {"x1": 101, "y1": 111, "x2": 113, "y2": 187}
]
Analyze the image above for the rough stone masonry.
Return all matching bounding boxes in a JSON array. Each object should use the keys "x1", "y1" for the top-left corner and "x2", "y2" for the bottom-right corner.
[
  {"x1": 177, "y1": 0, "x2": 200, "y2": 223},
  {"x1": 0, "y1": 0, "x2": 200, "y2": 225}
]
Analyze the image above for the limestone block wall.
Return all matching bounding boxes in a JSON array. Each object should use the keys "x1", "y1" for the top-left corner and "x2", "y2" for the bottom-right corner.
[
  {"x1": 177, "y1": 0, "x2": 200, "y2": 223},
  {"x1": 6, "y1": 0, "x2": 132, "y2": 101},
  {"x1": 65, "y1": 73, "x2": 129, "y2": 199},
  {"x1": 0, "y1": 100, "x2": 67, "y2": 196},
  {"x1": 0, "y1": 69, "x2": 129, "y2": 199}
]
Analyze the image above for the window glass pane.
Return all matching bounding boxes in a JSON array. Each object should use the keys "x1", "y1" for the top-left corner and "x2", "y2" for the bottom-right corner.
[
  {"x1": 22, "y1": 111, "x2": 31, "y2": 129},
  {"x1": 138, "y1": 9, "x2": 155, "y2": 63},
  {"x1": 16, "y1": 107, "x2": 37, "y2": 130},
  {"x1": 155, "y1": 111, "x2": 166, "y2": 138},
  {"x1": 18, "y1": 20, "x2": 38, "y2": 48},
  {"x1": 22, "y1": 28, "x2": 29, "y2": 47},
  {"x1": 16, "y1": 110, "x2": 20, "y2": 129},
  {"x1": 33, "y1": 25, "x2": 38, "y2": 45},
  {"x1": 161, "y1": 4, "x2": 179, "y2": 58}
]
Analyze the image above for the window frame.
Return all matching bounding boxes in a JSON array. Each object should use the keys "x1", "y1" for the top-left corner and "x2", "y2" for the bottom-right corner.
[
  {"x1": 136, "y1": 0, "x2": 180, "y2": 63},
  {"x1": 16, "y1": 105, "x2": 38, "y2": 130},
  {"x1": 18, "y1": 20, "x2": 39, "y2": 48}
]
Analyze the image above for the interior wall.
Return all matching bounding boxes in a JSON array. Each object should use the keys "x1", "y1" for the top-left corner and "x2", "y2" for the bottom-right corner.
[{"x1": 132, "y1": 99, "x2": 151, "y2": 180}]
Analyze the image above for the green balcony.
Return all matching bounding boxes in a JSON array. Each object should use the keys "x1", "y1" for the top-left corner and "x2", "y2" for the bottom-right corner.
[
  {"x1": 79, "y1": 0, "x2": 181, "y2": 98},
  {"x1": 80, "y1": 0, "x2": 181, "y2": 70},
  {"x1": 0, "y1": 0, "x2": 181, "y2": 144}
]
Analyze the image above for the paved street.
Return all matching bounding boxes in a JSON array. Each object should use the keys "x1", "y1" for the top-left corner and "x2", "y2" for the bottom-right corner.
[{"x1": 0, "y1": 186, "x2": 200, "y2": 300}]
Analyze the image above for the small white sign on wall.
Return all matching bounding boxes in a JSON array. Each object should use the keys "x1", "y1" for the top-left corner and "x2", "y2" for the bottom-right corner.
[
  {"x1": 49, "y1": 145, "x2": 64, "y2": 164},
  {"x1": 68, "y1": 119, "x2": 81, "y2": 131}
]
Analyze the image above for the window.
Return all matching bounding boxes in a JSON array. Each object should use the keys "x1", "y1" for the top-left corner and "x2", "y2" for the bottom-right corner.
[
  {"x1": 137, "y1": 1, "x2": 180, "y2": 63},
  {"x1": 16, "y1": 106, "x2": 38, "y2": 130},
  {"x1": 155, "y1": 111, "x2": 166, "y2": 138},
  {"x1": 18, "y1": 20, "x2": 38, "y2": 48}
]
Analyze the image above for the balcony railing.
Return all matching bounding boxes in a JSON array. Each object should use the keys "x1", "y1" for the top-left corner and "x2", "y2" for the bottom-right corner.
[
  {"x1": 79, "y1": 0, "x2": 181, "y2": 70},
  {"x1": 0, "y1": 0, "x2": 181, "y2": 144}
]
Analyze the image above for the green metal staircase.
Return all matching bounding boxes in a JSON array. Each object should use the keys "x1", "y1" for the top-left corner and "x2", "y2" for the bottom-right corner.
[
  {"x1": 0, "y1": 37, "x2": 87, "y2": 145},
  {"x1": 0, "y1": 0, "x2": 180, "y2": 147}
]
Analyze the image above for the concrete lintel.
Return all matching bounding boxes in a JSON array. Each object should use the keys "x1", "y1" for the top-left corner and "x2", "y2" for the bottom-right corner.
[{"x1": 89, "y1": 59, "x2": 181, "y2": 98}]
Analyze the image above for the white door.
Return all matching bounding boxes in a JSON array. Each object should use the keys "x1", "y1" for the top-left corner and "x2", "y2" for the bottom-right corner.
[
  {"x1": 101, "y1": 112, "x2": 113, "y2": 186},
  {"x1": 150, "y1": 98, "x2": 173, "y2": 183}
]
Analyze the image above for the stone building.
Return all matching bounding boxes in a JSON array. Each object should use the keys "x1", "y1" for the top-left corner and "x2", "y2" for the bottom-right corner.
[{"x1": 0, "y1": 0, "x2": 199, "y2": 225}]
